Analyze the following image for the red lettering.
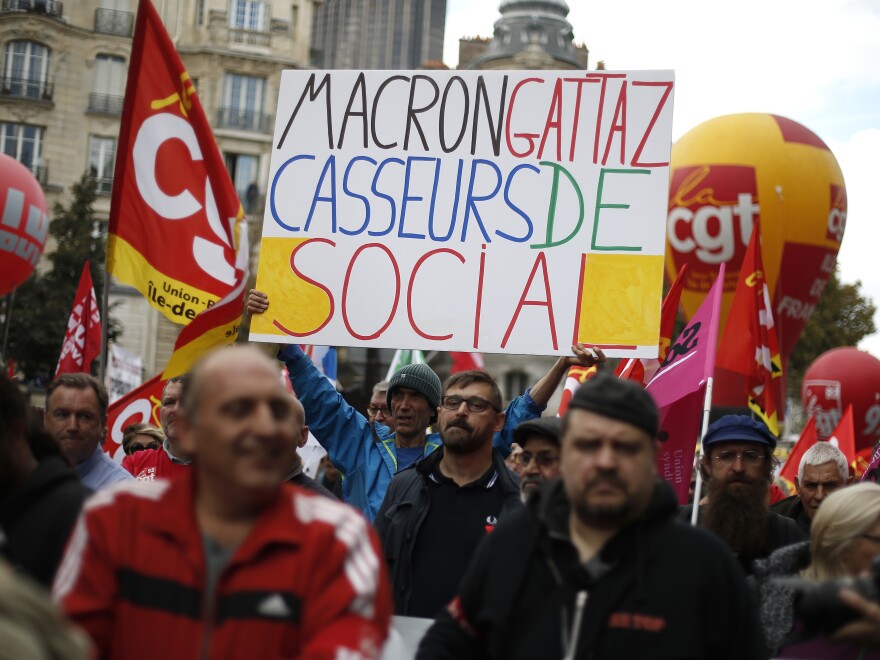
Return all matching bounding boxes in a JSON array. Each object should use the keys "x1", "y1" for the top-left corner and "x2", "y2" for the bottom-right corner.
[
  {"x1": 572, "y1": 253, "x2": 587, "y2": 345},
  {"x1": 273, "y1": 238, "x2": 336, "y2": 337},
  {"x1": 631, "y1": 81, "x2": 673, "y2": 167},
  {"x1": 563, "y1": 76, "x2": 590, "y2": 162},
  {"x1": 504, "y1": 77, "x2": 544, "y2": 158},
  {"x1": 408, "y1": 248, "x2": 465, "y2": 340},
  {"x1": 473, "y1": 244, "x2": 487, "y2": 349},
  {"x1": 586, "y1": 73, "x2": 626, "y2": 164},
  {"x1": 501, "y1": 251, "x2": 557, "y2": 350},
  {"x1": 601, "y1": 81, "x2": 627, "y2": 166},
  {"x1": 537, "y1": 78, "x2": 563, "y2": 161},
  {"x1": 341, "y1": 243, "x2": 400, "y2": 340}
]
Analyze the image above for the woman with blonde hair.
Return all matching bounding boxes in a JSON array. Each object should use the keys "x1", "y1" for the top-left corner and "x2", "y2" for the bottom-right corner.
[{"x1": 754, "y1": 482, "x2": 880, "y2": 658}]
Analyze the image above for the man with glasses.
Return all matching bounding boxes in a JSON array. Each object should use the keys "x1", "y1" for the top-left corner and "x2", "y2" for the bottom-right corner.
[
  {"x1": 682, "y1": 415, "x2": 806, "y2": 574},
  {"x1": 375, "y1": 370, "x2": 523, "y2": 617},
  {"x1": 367, "y1": 380, "x2": 394, "y2": 431},
  {"x1": 122, "y1": 376, "x2": 192, "y2": 481},
  {"x1": 513, "y1": 417, "x2": 562, "y2": 502}
]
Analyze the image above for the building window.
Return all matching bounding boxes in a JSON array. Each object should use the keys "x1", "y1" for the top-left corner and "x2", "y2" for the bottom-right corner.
[
  {"x1": 2, "y1": 40, "x2": 51, "y2": 100},
  {"x1": 89, "y1": 136, "x2": 116, "y2": 195},
  {"x1": 224, "y1": 152, "x2": 260, "y2": 211},
  {"x1": 228, "y1": 0, "x2": 268, "y2": 31},
  {"x1": 195, "y1": 0, "x2": 205, "y2": 25},
  {"x1": 218, "y1": 73, "x2": 267, "y2": 132},
  {"x1": 0, "y1": 122, "x2": 44, "y2": 179},
  {"x1": 89, "y1": 54, "x2": 125, "y2": 114},
  {"x1": 504, "y1": 370, "x2": 530, "y2": 404}
]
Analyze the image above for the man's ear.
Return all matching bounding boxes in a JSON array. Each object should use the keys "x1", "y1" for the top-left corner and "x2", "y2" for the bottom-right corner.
[
  {"x1": 297, "y1": 425, "x2": 309, "y2": 449},
  {"x1": 492, "y1": 411, "x2": 505, "y2": 434},
  {"x1": 794, "y1": 476, "x2": 801, "y2": 492}
]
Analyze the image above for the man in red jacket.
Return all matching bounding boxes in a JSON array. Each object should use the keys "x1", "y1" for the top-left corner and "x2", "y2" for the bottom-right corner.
[
  {"x1": 122, "y1": 375, "x2": 191, "y2": 480},
  {"x1": 54, "y1": 346, "x2": 392, "y2": 659}
]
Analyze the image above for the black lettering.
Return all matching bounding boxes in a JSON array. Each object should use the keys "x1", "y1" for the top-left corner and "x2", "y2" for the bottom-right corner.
[
  {"x1": 404, "y1": 75, "x2": 440, "y2": 151},
  {"x1": 439, "y1": 76, "x2": 469, "y2": 153},
  {"x1": 277, "y1": 73, "x2": 333, "y2": 150},
  {"x1": 471, "y1": 75, "x2": 508, "y2": 157},
  {"x1": 370, "y1": 75, "x2": 409, "y2": 150},
  {"x1": 337, "y1": 72, "x2": 369, "y2": 149}
]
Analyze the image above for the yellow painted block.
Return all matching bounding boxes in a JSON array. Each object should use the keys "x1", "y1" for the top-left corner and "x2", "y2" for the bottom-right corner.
[
  {"x1": 252, "y1": 237, "x2": 334, "y2": 337},
  {"x1": 577, "y1": 254, "x2": 663, "y2": 346}
]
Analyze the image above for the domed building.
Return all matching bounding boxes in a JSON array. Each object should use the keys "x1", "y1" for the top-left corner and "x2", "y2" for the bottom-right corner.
[{"x1": 459, "y1": 0, "x2": 588, "y2": 70}]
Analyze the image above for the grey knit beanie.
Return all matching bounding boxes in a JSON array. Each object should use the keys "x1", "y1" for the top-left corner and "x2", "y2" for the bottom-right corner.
[{"x1": 386, "y1": 363, "x2": 442, "y2": 410}]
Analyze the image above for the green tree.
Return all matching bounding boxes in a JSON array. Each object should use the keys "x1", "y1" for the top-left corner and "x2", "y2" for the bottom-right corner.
[
  {"x1": 786, "y1": 269, "x2": 876, "y2": 397},
  {"x1": 6, "y1": 174, "x2": 119, "y2": 382}
]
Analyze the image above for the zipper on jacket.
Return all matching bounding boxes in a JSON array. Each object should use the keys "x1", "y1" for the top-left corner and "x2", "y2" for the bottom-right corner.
[{"x1": 562, "y1": 590, "x2": 587, "y2": 660}]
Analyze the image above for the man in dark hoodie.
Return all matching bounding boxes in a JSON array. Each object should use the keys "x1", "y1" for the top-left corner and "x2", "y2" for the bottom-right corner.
[
  {"x1": 0, "y1": 375, "x2": 91, "y2": 587},
  {"x1": 417, "y1": 373, "x2": 765, "y2": 660}
]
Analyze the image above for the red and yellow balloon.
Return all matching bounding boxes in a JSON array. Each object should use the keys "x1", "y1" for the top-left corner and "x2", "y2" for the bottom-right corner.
[
  {"x1": 665, "y1": 114, "x2": 846, "y2": 419},
  {"x1": 0, "y1": 153, "x2": 49, "y2": 295}
]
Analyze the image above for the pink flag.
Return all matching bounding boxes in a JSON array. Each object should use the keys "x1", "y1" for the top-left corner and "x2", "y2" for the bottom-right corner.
[
  {"x1": 55, "y1": 262, "x2": 102, "y2": 378},
  {"x1": 646, "y1": 264, "x2": 725, "y2": 503}
]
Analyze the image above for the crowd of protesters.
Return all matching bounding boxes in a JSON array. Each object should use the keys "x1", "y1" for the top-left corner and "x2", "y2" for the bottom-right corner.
[{"x1": 0, "y1": 292, "x2": 879, "y2": 658}]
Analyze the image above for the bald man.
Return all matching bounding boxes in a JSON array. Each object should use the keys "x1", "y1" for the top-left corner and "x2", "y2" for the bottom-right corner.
[
  {"x1": 283, "y1": 397, "x2": 336, "y2": 498},
  {"x1": 55, "y1": 347, "x2": 392, "y2": 659}
]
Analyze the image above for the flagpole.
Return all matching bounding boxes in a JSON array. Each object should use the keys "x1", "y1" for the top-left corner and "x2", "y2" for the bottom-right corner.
[
  {"x1": 99, "y1": 266, "x2": 110, "y2": 383},
  {"x1": 690, "y1": 376, "x2": 714, "y2": 526}
]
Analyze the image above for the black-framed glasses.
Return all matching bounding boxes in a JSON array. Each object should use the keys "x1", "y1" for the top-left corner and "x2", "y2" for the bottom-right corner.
[
  {"x1": 517, "y1": 451, "x2": 559, "y2": 468},
  {"x1": 367, "y1": 405, "x2": 391, "y2": 417},
  {"x1": 862, "y1": 533, "x2": 880, "y2": 544},
  {"x1": 440, "y1": 395, "x2": 498, "y2": 413},
  {"x1": 128, "y1": 442, "x2": 160, "y2": 455},
  {"x1": 712, "y1": 449, "x2": 764, "y2": 465}
]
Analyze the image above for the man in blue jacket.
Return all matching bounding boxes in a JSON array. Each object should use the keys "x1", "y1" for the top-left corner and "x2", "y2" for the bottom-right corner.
[{"x1": 248, "y1": 289, "x2": 602, "y2": 521}]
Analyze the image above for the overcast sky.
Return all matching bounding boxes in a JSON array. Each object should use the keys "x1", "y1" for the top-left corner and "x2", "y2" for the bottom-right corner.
[{"x1": 444, "y1": 0, "x2": 880, "y2": 356}]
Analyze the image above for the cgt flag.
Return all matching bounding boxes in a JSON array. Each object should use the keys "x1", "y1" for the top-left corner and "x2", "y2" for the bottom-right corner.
[
  {"x1": 55, "y1": 262, "x2": 101, "y2": 378},
  {"x1": 107, "y1": 0, "x2": 248, "y2": 377},
  {"x1": 716, "y1": 219, "x2": 782, "y2": 435}
]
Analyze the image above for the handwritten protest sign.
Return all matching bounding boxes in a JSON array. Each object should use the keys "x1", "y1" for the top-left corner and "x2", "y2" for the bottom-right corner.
[{"x1": 251, "y1": 70, "x2": 674, "y2": 357}]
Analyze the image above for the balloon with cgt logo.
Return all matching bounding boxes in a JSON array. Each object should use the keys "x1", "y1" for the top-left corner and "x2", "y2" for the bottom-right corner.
[
  {"x1": 665, "y1": 113, "x2": 846, "y2": 424},
  {"x1": 0, "y1": 153, "x2": 49, "y2": 296}
]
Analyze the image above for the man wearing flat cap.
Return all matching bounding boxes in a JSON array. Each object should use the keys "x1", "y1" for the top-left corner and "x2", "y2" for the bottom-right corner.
[
  {"x1": 513, "y1": 416, "x2": 562, "y2": 501},
  {"x1": 681, "y1": 414, "x2": 806, "y2": 575},
  {"x1": 417, "y1": 374, "x2": 764, "y2": 660}
]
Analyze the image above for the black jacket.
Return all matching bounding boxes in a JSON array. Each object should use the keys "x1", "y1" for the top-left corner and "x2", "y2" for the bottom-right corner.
[
  {"x1": 0, "y1": 456, "x2": 91, "y2": 587},
  {"x1": 677, "y1": 504, "x2": 807, "y2": 575},
  {"x1": 769, "y1": 494, "x2": 811, "y2": 534},
  {"x1": 418, "y1": 479, "x2": 766, "y2": 660},
  {"x1": 374, "y1": 447, "x2": 522, "y2": 615}
]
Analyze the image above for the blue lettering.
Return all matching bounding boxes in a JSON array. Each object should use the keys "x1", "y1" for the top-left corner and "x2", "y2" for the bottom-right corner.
[
  {"x1": 340, "y1": 156, "x2": 377, "y2": 236},
  {"x1": 270, "y1": 154, "x2": 316, "y2": 231}
]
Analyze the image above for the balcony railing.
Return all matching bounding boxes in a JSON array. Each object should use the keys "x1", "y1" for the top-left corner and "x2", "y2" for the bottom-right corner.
[
  {"x1": 95, "y1": 7, "x2": 133, "y2": 36},
  {"x1": 88, "y1": 93, "x2": 123, "y2": 115},
  {"x1": 29, "y1": 163, "x2": 47, "y2": 185},
  {"x1": 228, "y1": 28, "x2": 270, "y2": 46},
  {"x1": 0, "y1": 76, "x2": 53, "y2": 101},
  {"x1": 91, "y1": 176, "x2": 113, "y2": 196},
  {"x1": 216, "y1": 107, "x2": 271, "y2": 133},
  {"x1": 2, "y1": 0, "x2": 63, "y2": 18}
]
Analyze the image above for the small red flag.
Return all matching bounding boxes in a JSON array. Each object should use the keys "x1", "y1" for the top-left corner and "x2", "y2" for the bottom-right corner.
[
  {"x1": 450, "y1": 352, "x2": 484, "y2": 373},
  {"x1": 828, "y1": 404, "x2": 856, "y2": 468},
  {"x1": 102, "y1": 374, "x2": 166, "y2": 460},
  {"x1": 55, "y1": 262, "x2": 101, "y2": 378},
  {"x1": 779, "y1": 416, "x2": 818, "y2": 484},
  {"x1": 716, "y1": 219, "x2": 782, "y2": 435},
  {"x1": 557, "y1": 365, "x2": 598, "y2": 416}
]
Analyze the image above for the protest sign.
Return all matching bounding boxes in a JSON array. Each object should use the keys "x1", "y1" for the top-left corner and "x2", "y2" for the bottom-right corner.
[{"x1": 252, "y1": 70, "x2": 674, "y2": 357}]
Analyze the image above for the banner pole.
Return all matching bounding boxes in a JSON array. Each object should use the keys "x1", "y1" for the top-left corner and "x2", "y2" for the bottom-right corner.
[
  {"x1": 98, "y1": 266, "x2": 110, "y2": 383},
  {"x1": 690, "y1": 376, "x2": 714, "y2": 526}
]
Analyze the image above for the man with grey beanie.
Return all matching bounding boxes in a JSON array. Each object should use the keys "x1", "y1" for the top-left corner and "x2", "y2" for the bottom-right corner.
[{"x1": 417, "y1": 373, "x2": 765, "y2": 659}]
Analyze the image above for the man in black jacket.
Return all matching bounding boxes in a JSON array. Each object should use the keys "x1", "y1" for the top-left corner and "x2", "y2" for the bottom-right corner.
[
  {"x1": 417, "y1": 374, "x2": 765, "y2": 659},
  {"x1": 375, "y1": 370, "x2": 522, "y2": 618},
  {"x1": 0, "y1": 375, "x2": 91, "y2": 587}
]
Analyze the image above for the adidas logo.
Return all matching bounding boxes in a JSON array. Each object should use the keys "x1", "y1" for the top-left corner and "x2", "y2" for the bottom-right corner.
[{"x1": 257, "y1": 593, "x2": 291, "y2": 618}]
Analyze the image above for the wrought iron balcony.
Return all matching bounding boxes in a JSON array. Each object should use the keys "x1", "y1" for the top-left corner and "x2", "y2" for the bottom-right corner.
[
  {"x1": 2, "y1": 0, "x2": 63, "y2": 18},
  {"x1": 95, "y1": 7, "x2": 133, "y2": 36},
  {"x1": 228, "y1": 28, "x2": 270, "y2": 46},
  {"x1": 0, "y1": 76, "x2": 53, "y2": 101},
  {"x1": 88, "y1": 93, "x2": 123, "y2": 115},
  {"x1": 216, "y1": 107, "x2": 271, "y2": 133}
]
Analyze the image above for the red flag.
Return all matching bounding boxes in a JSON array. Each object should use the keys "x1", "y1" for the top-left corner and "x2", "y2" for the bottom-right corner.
[
  {"x1": 55, "y1": 262, "x2": 102, "y2": 378},
  {"x1": 779, "y1": 416, "x2": 818, "y2": 484},
  {"x1": 107, "y1": 0, "x2": 248, "y2": 378},
  {"x1": 616, "y1": 264, "x2": 687, "y2": 386},
  {"x1": 716, "y1": 219, "x2": 782, "y2": 435},
  {"x1": 102, "y1": 373, "x2": 167, "y2": 460},
  {"x1": 557, "y1": 365, "x2": 598, "y2": 416},
  {"x1": 827, "y1": 404, "x2": 856, "y2": 469},
  {"x1": 450, "y1": 352, "x2": 484, "y2": 373}
]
